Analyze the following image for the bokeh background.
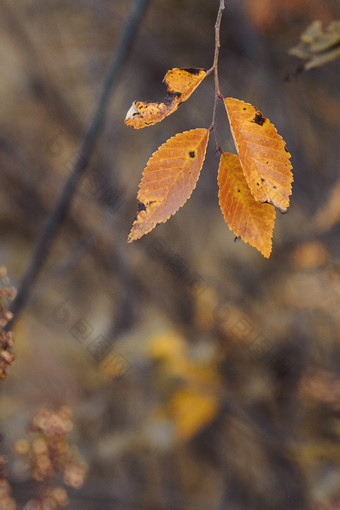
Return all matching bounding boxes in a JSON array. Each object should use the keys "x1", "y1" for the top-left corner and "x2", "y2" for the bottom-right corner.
[{"x1": 1, "y1": 0, "x2": 340, "y2": 508}]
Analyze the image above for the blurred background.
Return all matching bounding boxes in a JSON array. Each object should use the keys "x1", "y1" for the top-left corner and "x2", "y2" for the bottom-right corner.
[{"x1": 1, "y1": 0, "x2": 340, "y2": 508}]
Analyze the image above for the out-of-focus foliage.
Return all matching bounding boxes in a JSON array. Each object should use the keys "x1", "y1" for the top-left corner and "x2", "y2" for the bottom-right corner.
[
  {"x1": 148, "y1": 329, "x2": 220, "y2": 441},
  {"x1": 0, "y1": 455, "x2": 16, "y2": 510},
  {"x1": 290, "y1": 20, "x2": 340, "y2": 70},
  {"x1": 0, "y1": 0, "x2": 340, "y2": 509},
  {"x1": 244, "y1": 0, "x2": 334, "y2": 32},
  {"x1": 2, "y1": 407, "x2": 86, "y2": 509}
]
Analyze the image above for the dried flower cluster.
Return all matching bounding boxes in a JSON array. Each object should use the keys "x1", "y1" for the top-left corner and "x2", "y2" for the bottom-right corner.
[
  {"x1": 0, "y1": 266, "x2": 16, "y2": 380},
  {"x1": 15, "y1": 407, "x2": 86, "y2": 510}
]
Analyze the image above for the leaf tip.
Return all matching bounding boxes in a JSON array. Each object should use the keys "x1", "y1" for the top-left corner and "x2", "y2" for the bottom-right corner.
[{"x1": 262, "y1": 246, "x2": 272, "y2": 259}]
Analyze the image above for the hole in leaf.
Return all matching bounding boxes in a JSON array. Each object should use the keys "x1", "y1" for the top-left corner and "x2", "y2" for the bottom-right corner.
[
  {"x1": 137, "y1": 201, "x2": 146, "y2": 212},
  {"x1": 170, "y1": 92, "x2": 182, "y2": 99}
]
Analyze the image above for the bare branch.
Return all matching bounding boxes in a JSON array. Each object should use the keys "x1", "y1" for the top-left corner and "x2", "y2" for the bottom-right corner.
[{"x1": 209, "y1": 0, "x2": 225, "y2": 153}]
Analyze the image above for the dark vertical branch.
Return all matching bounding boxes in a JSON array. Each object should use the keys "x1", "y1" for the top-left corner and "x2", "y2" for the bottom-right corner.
[{"x1": 7, "y1": 0, "x2": 150, "y2": 328}]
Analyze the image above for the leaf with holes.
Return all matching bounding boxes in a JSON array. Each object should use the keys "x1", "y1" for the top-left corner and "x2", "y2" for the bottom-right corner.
[
  {"x1": 125, "y1": 68, "x2": 207, "y2": 129},
  {"x1": 224, "y1": 98, "x2": 293, "y2": 212},
  {"x1": 128, "y1": 128, "x2": 209, "y2": 242},
  {"x1": 218, "y1": 152, "x2": 276, "y2": 258}
]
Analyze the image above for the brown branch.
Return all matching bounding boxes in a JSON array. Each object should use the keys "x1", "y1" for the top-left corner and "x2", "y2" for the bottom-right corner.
[{"x1": 209, "y1": 0, "x2": 225, "y2": 153}]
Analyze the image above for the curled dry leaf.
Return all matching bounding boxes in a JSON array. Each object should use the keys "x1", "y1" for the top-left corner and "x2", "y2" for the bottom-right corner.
[
  {"x1": 164, "y1": 68, "x2": 207, "y2": 102},
  {"x1": 289, "y1": 20, "x2": 340, "y2": 70},
  {"x1": 125, "y1": 68, "x2": 206, "y2": 129},
  {"x1": 224, "y1": 98, "x2": 293, "y2": 213},
  {"x1": 128, "y1": 128, "x2": 209, "y2": 242},
  {"x1": 218, "y1": 153, "x2": 276, "y2": 258}
]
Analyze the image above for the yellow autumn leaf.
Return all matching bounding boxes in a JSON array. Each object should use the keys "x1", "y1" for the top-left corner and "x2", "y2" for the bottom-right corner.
[
  {"x1": 218, "y1": 153, "x2": 276, "y2": 258},
  {"x1": 224, "y1": 98, "x2": 293, "y2": 212},
  {"x1": 125, "y1": 68, "x2": 206, "y2": 129},
  {"x1": 128, "y1": 128, "x2": 209, "y2": 242},
  {"x1": 168, "y1": 389, "x2": 218, "y2": 441}
]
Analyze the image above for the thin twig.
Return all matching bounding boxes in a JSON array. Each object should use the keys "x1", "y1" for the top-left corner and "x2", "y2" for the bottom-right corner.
[
  {"x1": 209, "y1": 0, "x2": 225, "y2": 153},
  {"x1": 7, "y1": 0, "x2": 150, "y2": 329}
]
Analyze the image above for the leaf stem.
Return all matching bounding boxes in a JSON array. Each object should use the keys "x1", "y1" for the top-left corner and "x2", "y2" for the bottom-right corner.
[{"x1": 209, "y1": 0, "x2": 225, "y2": 152}]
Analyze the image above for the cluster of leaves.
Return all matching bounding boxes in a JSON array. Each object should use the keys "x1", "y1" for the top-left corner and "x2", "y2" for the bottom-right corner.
[
  {"x1": 13, "y1": 407, "x2": 86, "y2": 510},
  {"x1": 125, "y1": 68, "x2": 293, "y2": 258},
  {"x1": 290, "y1": 20, "x2": 340, "y2": 70},
  {"x1": 0, "y1": 267, "x2": 16, "y2": 380}
]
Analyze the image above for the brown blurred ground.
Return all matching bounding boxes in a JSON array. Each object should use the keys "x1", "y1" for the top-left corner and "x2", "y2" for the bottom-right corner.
[{"x1": 0, "y1": 1, "x2": 340, "y2": 509}]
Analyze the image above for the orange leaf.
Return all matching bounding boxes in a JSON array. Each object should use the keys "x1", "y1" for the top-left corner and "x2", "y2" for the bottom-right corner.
[
  {"x1": 125, "y1": 68, "x2": 206, "y2": 129},
  {"x1": 224, "y1": 98, "x2": 293, "y2": 212},
  {"x1": 163, "y1": 68, "x2": 207, "y2": 102},
  {"x1": 128, "y1": 128, "x2": 209, "y2": 242},
  {"x1": 168, "y1": 389, "x2": 218, "y2": 441},
  {"x1": 218, "y1": 152, "x2": 276, "y2": 258},
  {"x1": 125, "y1": 101, "x2": 170, "y2": 129}
]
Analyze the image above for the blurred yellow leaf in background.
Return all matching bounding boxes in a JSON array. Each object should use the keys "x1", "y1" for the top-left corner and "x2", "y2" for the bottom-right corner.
[{"x1": 168, "y1": 389, "x2": 218, "y2": 441}]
